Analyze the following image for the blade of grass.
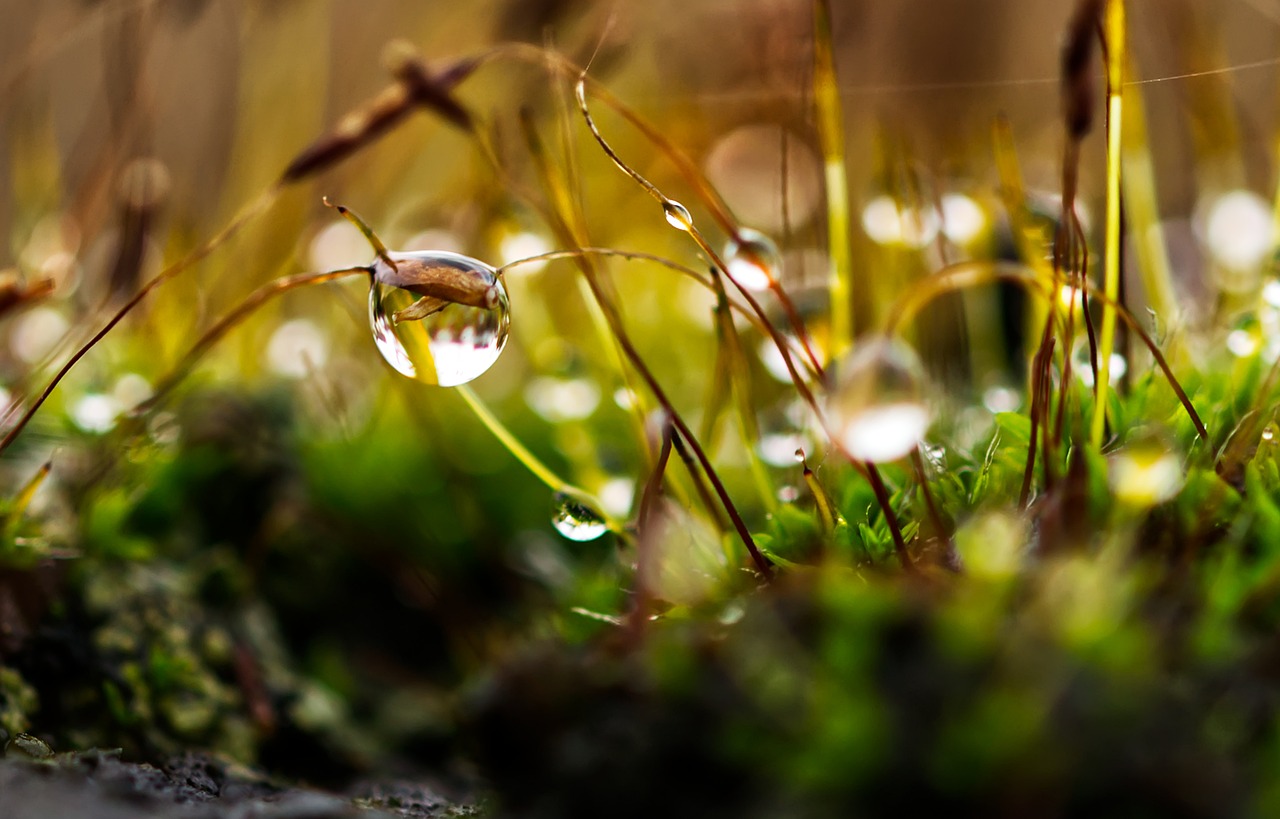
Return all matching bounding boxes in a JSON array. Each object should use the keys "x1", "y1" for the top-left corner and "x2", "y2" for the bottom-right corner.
[
  {"x1": 813, "y1": 0, "x2": 856, "y2": 355},
  {"x1": 1092, "y1": 0, "x2": 1126, "y2": 446}
]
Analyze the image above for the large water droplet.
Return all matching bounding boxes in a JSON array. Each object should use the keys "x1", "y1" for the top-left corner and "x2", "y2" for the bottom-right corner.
[
  {"x1": 827, "y1": 337, "x2": 930, "y2": 463},
  {"x1": 724, "y1": 228, "x2": 780, "y2": 292},
  {"x1": 368, "y1": 251, "x2": 510, "y2": 386},
  {"x1": 551, "y1": 491, "x2": 609, "y2": 541}
]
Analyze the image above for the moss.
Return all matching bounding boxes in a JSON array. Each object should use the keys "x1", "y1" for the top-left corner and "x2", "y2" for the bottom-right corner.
[{"x1": 0, "y1": 667, "x2": 37, "y2": 738}]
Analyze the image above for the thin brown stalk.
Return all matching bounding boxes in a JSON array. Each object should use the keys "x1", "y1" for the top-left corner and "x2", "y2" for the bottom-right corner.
[
  {"x1": 631, "y1": 418, "x2": 676, "y2": 638},
  {"x1": 0, "y1": 186, "x2": 280, "y2": 457},
  {"x1": 910, "y1": 449, "x2": 956, "y2": 569},
  {"x1": 134, "y1": 267, "x2": 369, "y2": 415}
]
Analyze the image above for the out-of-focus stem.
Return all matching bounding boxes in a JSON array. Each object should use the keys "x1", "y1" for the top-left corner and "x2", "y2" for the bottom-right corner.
[{"x1": 814, "y1": 0, "x2": 855, "y2": 356}]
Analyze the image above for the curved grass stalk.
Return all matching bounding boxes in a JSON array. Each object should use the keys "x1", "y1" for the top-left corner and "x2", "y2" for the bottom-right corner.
[
  {"x1": 133, "y1": 266, "x2": 368, "y2": 415},
  {"x1": 124, "y1": 250, "x2": 619, "y2": 536},
  {"x1": 886, "y1": 261, "x2": 1208, "y2": 443},
  {"x1": 575, "y1": 69, "x2": 919, "y2": 572},
  {"x1": 455, "y1": 385, "x2": 620, "y2": 534},
  {"x1": 463, "y1": 42, "x2": 823, "y2": 375}
]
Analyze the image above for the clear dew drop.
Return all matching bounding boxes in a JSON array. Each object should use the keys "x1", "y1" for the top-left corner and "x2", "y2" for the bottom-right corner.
[
  {"x1": 724, "y1": 228, "x2": 780, "y2": 292},
  {"x1": 551, "y1": 491, "x2": 609, "y2": 541},
  {"x1": 663, "y1": 199, "x2": 694, "y2": 231},
  {"x1": 367, "y1": 251, "x2": 510, "y2": 387},
  {"x1": 827, "y1": 337, "x2": 930, "y2": 463},
  {"x1": 1264, "y1": 424, "x2": 1277, "y2": 443}
]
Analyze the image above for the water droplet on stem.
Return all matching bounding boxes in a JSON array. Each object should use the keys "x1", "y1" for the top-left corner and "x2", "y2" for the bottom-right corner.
[
  {"x1": 724, "y1": 228, "x2": 780, "y2": 292},
  {"x1": 368, "y1": 251, "x2": 510, "y2": 386},
  {"x1": 551, "y1": 491, "x2": 609, "y2": 541}
]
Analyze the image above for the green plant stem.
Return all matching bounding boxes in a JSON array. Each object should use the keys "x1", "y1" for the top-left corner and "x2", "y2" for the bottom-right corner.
[
  {"x1": 885, "y1": 261, "x2": 1208, "y2": 443},
  {"x1": 455, "y1": 384, "x2": 616, "y2": 532},
  {"x1": 813, "y1": 0, "x2": 855, "y2": 355},
  {"x1": 1093, "y1": 0, "x2": 1126, "y2": 446}
]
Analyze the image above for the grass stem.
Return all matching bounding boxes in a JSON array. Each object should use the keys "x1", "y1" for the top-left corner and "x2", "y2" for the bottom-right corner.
[{"x1": 1092, "y1": 0, "x2": 1126, "y2": 446}]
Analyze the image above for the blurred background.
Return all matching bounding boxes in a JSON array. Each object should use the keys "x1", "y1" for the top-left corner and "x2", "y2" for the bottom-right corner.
[{"x1": 0, "y1": 0, "x2": 1279, "y2": 764}]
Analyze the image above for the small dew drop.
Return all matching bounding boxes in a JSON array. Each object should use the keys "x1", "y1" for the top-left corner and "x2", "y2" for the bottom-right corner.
[
  {"x1": 368, "y1": 250, "x2": 510, "y2": 387},
  {"x1": 1264, "y1": 424, "x2": 1277, "y2": 443},
  {"x1": 724, "y1": 228, "x2": 780, "y2": 292},
  {"x1": 794, "y1": 447, "x2": 806, "y2": 463},
  {"x1": 828, "y1": 337, "x2": 930, "y2": 463},
  {"x1": 663, "y1": 199, "x2": 694, "y2": 232},
  {"x1": 757, "y1": 432, "x2": 810, "y2": 467},
  {"x1": 551, "y1": 492, "x2": 609, "y2": 541}
]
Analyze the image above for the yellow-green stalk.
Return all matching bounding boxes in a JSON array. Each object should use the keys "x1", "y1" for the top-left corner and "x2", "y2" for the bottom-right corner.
[
  {"x1": 813, "y1": 0, "x2": 855, "y2": 356},
  {"x1": 455, "y1": 385, "x2": 619, "y2": 532},
  {"x1": 1092, "y1": 0, "x2": 1126, "y2": 446}
]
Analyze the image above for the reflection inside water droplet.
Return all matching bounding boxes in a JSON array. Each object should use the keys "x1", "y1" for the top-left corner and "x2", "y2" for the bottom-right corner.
[
  {"x1": 551, "y1": 491, "x2": 609, "y2": 541},
  {"x1": 367, "y1": 251, "x2": 510, "y2": 387},
  {"x1": 724, "y1": 228, "x2": 780, "y2": 292}
]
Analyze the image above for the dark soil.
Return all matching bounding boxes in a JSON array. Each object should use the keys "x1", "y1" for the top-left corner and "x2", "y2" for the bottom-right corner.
[{"x1": 0, "y1": 749, "x2": 477, "y2": 819}]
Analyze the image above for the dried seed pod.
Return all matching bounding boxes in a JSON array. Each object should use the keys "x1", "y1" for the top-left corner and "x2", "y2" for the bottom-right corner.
[{"x1": 281, "y1": 47, "x2": 476, "y2": 183}]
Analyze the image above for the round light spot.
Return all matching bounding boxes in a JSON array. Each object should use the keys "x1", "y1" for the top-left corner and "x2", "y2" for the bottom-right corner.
[
  {"x1": 499, "y1": 231, "x2": 552, "y2": 274},
  {"x1": 704, "y1": 125, "x2": 821, "y2": 232},
  {"x1": 266, "y1": 319, "x2": 329, "y2": 378},
  {"x1": 11, "y1": 307, "x2": 69, "y2": 364},
  {"x1": 1202, "y1": 189, "x2": 1273, "y2": 271}
]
